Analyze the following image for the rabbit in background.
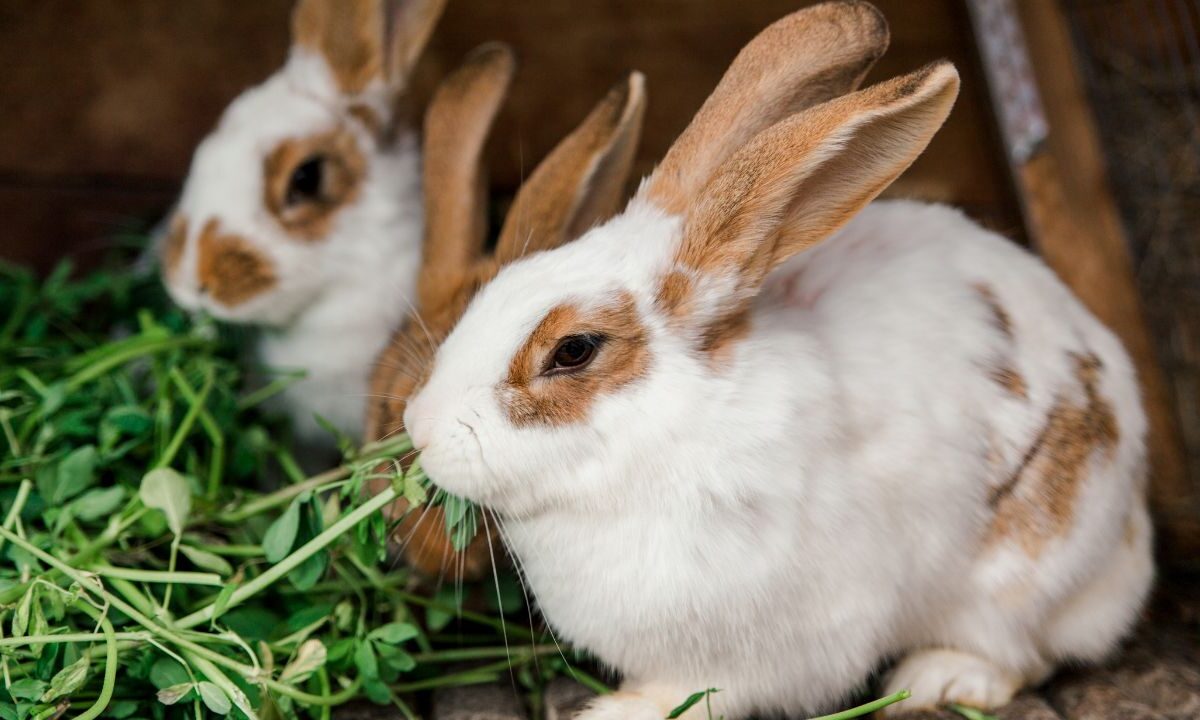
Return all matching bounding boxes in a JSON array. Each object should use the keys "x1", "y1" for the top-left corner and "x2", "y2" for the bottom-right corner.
[
  {"x1": 158, "y1": 0, "x2": 445, "y2": 449},
  {"x1": 366, "y1": 42, "x2": 646, "y2": 580}
]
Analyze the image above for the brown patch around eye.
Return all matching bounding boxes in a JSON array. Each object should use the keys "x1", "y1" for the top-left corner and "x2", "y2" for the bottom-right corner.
[
  {"x1": 161, "y1": 214, "x2": 188, "y2": 277},
  {"x1": 986, "y1": 352, "x2": 1119, "y2": 556},
  {"x1": 196, "y1": 219, "x2": 277, "y2": 307},
  {"x1": 263, "y1": 127, "x2": 366, "y2": 242},
  {"x1": 502, "y1": 291, "x2": 650, "y2": 427}
]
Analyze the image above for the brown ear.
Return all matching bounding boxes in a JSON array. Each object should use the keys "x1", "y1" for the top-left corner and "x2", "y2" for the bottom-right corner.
[
  {"x1": 494, "y1": 72, "x2": 647, "y2": 264},
  {"x1": 677, "y1": 62, "x2": 959, "y2": 320},
  {"x1": 418, "y1": 43, "x2": 515, "y2": 308},
  {"x1": 639, "y1": 0, "x2": 888, "y2": 215},
  {"x1": 291, "y1": 0, "x2": 446, "y2": 97}
]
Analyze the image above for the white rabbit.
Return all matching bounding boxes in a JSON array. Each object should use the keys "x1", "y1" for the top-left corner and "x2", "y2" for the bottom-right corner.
[
  {"x1": 159, "y1": 0, "x2": 445, "y2": 446},
  {"x1": 401, "y1": 2, "x2": 1154, "y2": 718}
]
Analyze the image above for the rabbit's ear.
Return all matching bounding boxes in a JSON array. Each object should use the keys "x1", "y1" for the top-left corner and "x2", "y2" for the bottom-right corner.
[
  {"x1": 494, "y1": 72, "x2": 647, "y2": 264},
  {"x1": 291, "y1": 0, "x2": 446, "y2": 98},
  {"x1": 418, "y1": 43, "x2": 515, "y2": 309},
  {"x1": 669, "y1": 63, "x2": 959, "y2": 340},
  {"x1": 639, "y1": 0, "x2": 887, "y2": 215}
]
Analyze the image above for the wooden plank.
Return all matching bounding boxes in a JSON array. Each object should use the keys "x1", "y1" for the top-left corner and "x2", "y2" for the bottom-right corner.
[{"x1": 1011, "y1": 0, "x2": 1200, "y2": 560}]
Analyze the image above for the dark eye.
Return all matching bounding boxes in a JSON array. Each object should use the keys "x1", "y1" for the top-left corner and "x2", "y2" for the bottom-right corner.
[
  {"x1": 547, "y1": 335, "x2": 600, "y2": 374},
  {"x1": 286, "y1": 155, "x2": 325, "y2": 204}
]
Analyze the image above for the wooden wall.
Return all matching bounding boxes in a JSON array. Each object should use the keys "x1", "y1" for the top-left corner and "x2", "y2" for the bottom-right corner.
[{"x1": 0, "y1": 0, "x2": 1023, "y2": 271}]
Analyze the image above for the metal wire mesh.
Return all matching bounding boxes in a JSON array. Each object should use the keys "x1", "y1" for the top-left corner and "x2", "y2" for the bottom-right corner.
[{"x1": 1065, "y1": 0, "x2": 1200, "y2": 488}]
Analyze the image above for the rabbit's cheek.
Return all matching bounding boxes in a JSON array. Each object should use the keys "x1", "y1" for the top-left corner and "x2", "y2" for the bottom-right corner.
[{"x1": 194, "y1": 219, "x2": 278, "y2": 310}]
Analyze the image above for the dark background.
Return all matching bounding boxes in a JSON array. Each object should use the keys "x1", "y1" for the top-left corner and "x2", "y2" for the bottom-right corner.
[{"x1": 0, "y1": 0, "x2": 1021, "y2": 271}]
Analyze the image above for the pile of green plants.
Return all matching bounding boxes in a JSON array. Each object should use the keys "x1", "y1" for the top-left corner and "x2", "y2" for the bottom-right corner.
[
  {"x1": 0, "y1": 254, "x2": 916, "y2": 720},
  {"x1": 0, "y1": 257, "x2": 593, "y2": 720}
]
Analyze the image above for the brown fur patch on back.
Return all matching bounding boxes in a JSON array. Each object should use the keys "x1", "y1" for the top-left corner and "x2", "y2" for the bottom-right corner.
[
  {"x1": 501, "y1": 292, "x2": 650, "y2": 427},
  {"x1": 987, "y1": 353, "x2": 1119, "y2": 556},
  {"x1": 292, "y1": 0, "x2": 384, "y2": 95},
  {"x1": 196, "y1": 219, "x2": 277, "y2": 307},
  {"x1": 975, "y1": 283, "x2": 1013, "y2": 339},
  {"x1": 991, "y1": 366, "x2": 1029, "y2": 399},
  {"x1": 263, "y1": 127, "x2": 366, "y2": 241},
  {"x1": 161, "y1": 214, "x2": 188, "y2": 277}
]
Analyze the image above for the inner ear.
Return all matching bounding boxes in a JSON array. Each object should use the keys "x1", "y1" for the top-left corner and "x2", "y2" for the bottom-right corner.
[{"x1": 263, "y1": 128, "x2": 366, "y2": 241}]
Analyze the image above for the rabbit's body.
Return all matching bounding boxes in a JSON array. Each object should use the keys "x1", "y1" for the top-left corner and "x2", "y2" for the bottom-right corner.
[{"x1": 495, "y1": 200, "x2": 1152, "y2": 717}]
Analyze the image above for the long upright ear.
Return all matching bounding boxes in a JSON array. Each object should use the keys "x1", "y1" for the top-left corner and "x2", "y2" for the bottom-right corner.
[
  {"x1": 493, "y1": 72, "x2": 647, "y2": 264},
  {"x1": 673, "y1": 62, "x2": 959, "y2": 331},
  {"x1": 418, "y1": 43, "x2": 514, "y2": 308},
  {"x1": 640, "y1": 0, "x2": 888, "y2": 214},
  {"x1": 291, "y1": 0, "x2": 446, "y2": 98}
]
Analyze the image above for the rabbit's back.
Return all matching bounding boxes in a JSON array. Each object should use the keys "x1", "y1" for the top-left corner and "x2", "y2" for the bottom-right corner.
[{"x1": 767, "y1": 197, "x2": 1149, "y2": 635}]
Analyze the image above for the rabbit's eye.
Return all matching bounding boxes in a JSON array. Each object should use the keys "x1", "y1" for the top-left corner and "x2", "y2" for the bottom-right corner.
[
  {"x1": 287, "y1": 156, "x2": 325, "y2": 205},
  {"x1": 546, "y1": 335, "x2": 601, "y2": 375}
]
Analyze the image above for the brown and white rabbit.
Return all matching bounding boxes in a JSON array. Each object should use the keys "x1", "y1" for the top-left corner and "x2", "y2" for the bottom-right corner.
[
  {"x1": 159, "y1": 0, "x2": 445, "y2": 446},
  {"x1": 400, "y1": 2, "x2": 1154, "y2": 718},
  {"x1": 366, "y1": 44, "x2": 646, "y2": 578}
]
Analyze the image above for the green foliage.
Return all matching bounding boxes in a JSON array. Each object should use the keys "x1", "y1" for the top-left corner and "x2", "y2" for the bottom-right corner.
[{"x1": 0, "y1": 257, "x2": 572, "y2": 720}]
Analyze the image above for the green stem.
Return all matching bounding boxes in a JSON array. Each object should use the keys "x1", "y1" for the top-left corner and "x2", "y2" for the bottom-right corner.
[
  {"x1": 0, "y1": 631, "x2": 148, "y2": 647},
  {"x1": 215, "y1": 466, "x2": 348, "y2": 524},
  {"x1": 809, "y1": 690, "x2": 911, "y2": 720},
  {"x1": 186, "y1": 651, "x2": 260, "y2": 720},
  {"x1": 65, "y1": 336, "x2": 206, "y2": 390},
  {"x1": 0, "y1": 478, "x2": 32, "y2": 553},
  {"x1": 71, "y1": 601, "x2": 119, "y2": 720},
  {"x1": 214, "y1": 434, "x2": 412, "y2": 524},
  {"x1": 157, "y1": 367, "x2": 214, "y2": 469},
  {"x1": 0, "y1": 525, "x2": 357, "y2": 707},
  {"x1": 411, "y1": 645, "x2": 560, "y2": 664},
  {"x1": 178, "y1": 486, "x2": 401, "y2": 630},
  {"x1": 390, "y1": 660, "x2": 515, "y2": 692},
  {"x1": 236, "y1": 371, "x2": 305, "y2": 412},
  {"x1": 92, "y1": 565, "x2": 223, "y2": 586},
  {"x1": 396, "y1": 591, "x2": 536, "y2": 641},
  {"x1": 182, "y1": 541, "x2": 264, "y2": 558},
  {"x1": 563, "y1": 666, "x2": 611, "y2": 696}
]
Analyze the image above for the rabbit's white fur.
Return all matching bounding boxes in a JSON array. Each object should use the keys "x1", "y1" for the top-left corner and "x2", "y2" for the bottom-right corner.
[
  {"x1": 164, "y1": 46, "x2": 422, "y2": 444},
  {"x1": 405, "y1": 199, "x2": 1152, "y2": 718}
]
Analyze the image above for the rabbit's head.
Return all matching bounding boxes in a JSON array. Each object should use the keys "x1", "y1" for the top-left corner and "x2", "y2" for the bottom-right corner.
[
  {"x1": 403, "y1": 2, "x2": 960, "y2": 517},
  {"x1": 160, "y1": 0, "x2": 445, "y2": 325},
  {"x1": 366, "y1": 44, "x2": 646, "y2": 576}
]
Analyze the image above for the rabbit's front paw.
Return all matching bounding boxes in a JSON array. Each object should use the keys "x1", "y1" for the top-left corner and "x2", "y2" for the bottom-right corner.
[
  {"x1": 573, "y1": 691, "x2": 665, "y2": 720},
  {"x1": 881, "y1": 649, "x2": 1020, "y2": 716}
]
